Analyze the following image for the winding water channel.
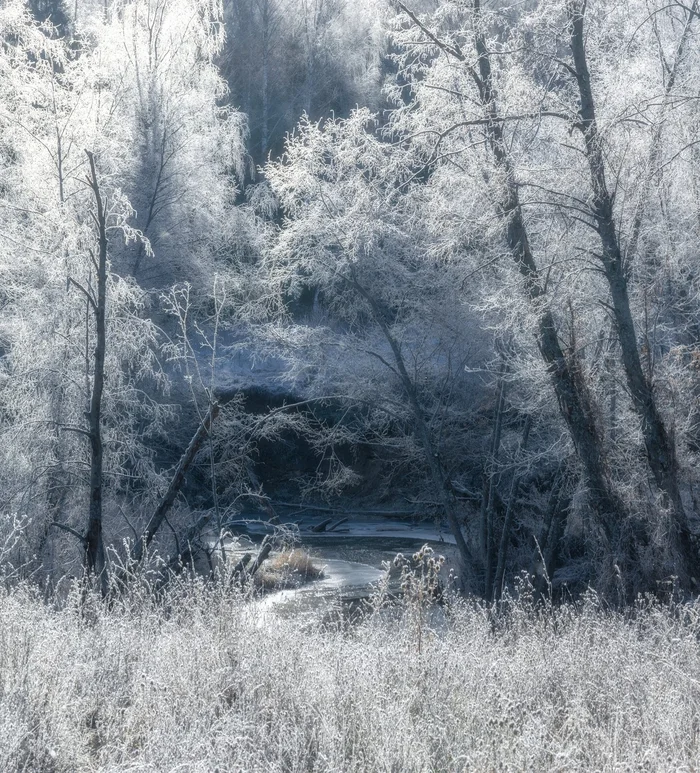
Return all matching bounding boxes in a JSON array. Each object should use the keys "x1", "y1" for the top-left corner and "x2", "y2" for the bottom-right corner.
[{"x1": 222, "y1": 514, "x2": 460, "y2": 619}]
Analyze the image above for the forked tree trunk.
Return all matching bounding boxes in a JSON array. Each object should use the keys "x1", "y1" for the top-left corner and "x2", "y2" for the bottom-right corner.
[
  {"x1": 397, "y1": 0, "x2": 625, "y2": 567},
  {"x1": 567, "y1": 1, "x2": 698, "y2": 584},
  {"x1": 470, "y1": 0, "x2": 624, "y2": 540}
]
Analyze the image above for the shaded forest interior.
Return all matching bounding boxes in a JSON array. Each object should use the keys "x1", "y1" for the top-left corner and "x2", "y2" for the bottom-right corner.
[{"x1": 1, "y1": 0, "x2": 700, "y2": 600}]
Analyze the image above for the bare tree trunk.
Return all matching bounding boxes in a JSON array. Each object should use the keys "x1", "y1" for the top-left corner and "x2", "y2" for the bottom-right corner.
[
  {"x1": 567, "y1": 1, "x2": 697, "y2": 583},
  {"x1": 492, "y1": 415, "x2": 532, "y2": 601},
  {"x1": 132, "y1": 136, "x2": 167, "y2": 277},
  {"x1": 131, "y1": 401, "x2": 221, "y2": 563},
  {"x1": 84, "y1": 151, "x2": 108, "y2": 593},
  {"x1": 534, "y1": 470, "x2": 570, "y2": 599},
  {"x1": 481, "y1": 364, "x2": 506, "y2": 595}
]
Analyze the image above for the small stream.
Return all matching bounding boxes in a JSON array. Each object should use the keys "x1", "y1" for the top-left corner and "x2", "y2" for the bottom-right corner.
[{"x1": 220, "y1": 515, "x2": 459, "y2": 620}]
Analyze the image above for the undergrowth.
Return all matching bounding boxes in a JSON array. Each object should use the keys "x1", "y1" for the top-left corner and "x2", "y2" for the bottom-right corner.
[{"x1": 1, "y1": 571, "x2": 700, "y2": 772}]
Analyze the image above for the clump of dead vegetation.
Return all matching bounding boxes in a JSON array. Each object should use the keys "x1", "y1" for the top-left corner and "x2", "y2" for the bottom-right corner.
[{"x1": 255, "y1": 548, "x2": 324, "y2": 590}]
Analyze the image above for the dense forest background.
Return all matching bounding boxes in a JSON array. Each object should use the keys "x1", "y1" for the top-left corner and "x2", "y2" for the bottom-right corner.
[{"x1": 1, "y1": 0, "x2": 700, "y2": 599}]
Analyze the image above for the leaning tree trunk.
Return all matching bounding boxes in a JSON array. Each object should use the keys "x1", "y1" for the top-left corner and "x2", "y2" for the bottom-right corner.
[
  {"x1": 84, "y1": 151, "x2": 108, "y2": 592},
  {"x1": 131, "y1": 401, "x2": 221, "y2": 564},
  {"x1": 130, "y1": 387, "x2": 240, "y2": 565},
  {"x1": 567, "y1": 1, "x2": 698, "y2": 584}
]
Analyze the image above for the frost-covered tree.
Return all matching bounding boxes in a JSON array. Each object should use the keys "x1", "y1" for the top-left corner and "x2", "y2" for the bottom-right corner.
[
  {"x1": 387, "y1": 0, "x2": 700, "y2": 589},
  {"x1": 0, "y1": 2, "x2": 171, "y2": 580},
  {"x1": 222, "y1": 0, "x2": 388, "y2": 164},
  {"x1": 264, "y1": 111, "x2": 497, "y2": 581},
  {"x1": 84, "y1": 0, "x2": 248, "y2": 286}
]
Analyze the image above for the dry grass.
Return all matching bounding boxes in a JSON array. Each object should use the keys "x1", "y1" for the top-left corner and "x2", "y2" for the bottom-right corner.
[
  {"x1": 255, "y1": 548, "x2": 324, "y2": 590},
  {"x1": 1, "y1": 577, "x2": 700, "y2": 772}
]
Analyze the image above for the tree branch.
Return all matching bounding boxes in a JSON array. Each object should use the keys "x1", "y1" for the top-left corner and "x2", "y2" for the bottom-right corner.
[
  {"x1": 394, "y1": 1, "x2": 467, "y2": 62},
  {"x1": 67, "y1": 277, "x2": 97, "y2": 312},
  {"x1": 50, "y1": 522, "x2": 87, "y2": 545}
]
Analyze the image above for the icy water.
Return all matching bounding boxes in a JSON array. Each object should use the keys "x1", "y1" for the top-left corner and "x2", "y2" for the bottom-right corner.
[{"x1": 228, "y1": 517, "x2": 460, "y2": 620}]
